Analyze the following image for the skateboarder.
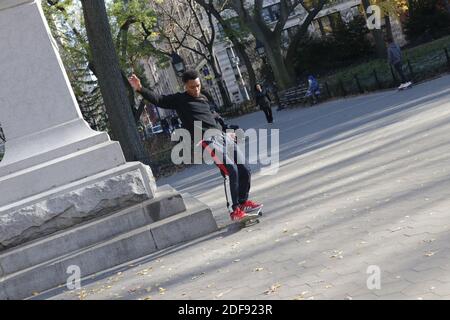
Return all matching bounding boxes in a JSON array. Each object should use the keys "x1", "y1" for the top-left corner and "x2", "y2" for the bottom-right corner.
[
  {"x1": 128, "y1": 70, "x2": 262, "y2": 221},
  {"x1": 386, "y1": 36, "x2": 412, "y2": 90}
]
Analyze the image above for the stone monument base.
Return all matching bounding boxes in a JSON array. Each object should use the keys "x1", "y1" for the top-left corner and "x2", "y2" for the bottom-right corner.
[
  {"x1": 0, "y1": 162, "x2": 156, "y2": 251},
  {"x1": 0, "y1": 186, "x2": 218, "y2": 300}
]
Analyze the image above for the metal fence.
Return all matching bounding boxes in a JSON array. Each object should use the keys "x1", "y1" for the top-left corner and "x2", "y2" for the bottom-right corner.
[{"x1": 321, "y1": 45, "x2": 450, "y2": 98}]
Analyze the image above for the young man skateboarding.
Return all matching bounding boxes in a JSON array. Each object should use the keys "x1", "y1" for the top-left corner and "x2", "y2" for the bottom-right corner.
[{"x1": 128, "y1": 70, "x2": 262, "y2": 221}]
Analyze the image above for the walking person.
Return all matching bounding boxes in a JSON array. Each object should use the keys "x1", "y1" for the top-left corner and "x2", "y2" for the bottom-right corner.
[
  {"x1": 254, "y1": 84, "x2": 274, "y2": 124},
  {"x1": 386, "y1": 35, "x2": 412, "y2": 90},
  {"x1": 128, "y1": 70, "x2": 262, "y2": 221}
]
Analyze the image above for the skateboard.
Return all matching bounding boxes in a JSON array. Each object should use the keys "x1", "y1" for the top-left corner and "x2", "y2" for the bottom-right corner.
[
  {"x1": 397, "y1": 83, "x2": 413, "y2": 91},
  {"x1": 239, "y1": 209, "x2": 263, "y2": 228}
]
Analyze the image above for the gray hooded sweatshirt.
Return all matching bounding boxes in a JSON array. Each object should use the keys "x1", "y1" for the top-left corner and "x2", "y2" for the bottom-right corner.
[{"x1": 387, "y1": 42, "x2": 402, "y2": 65}]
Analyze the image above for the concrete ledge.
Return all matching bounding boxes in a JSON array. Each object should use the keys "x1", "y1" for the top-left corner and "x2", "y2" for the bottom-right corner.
[
  {"x1": 0, "y1": 193, "x2": 217, "y2": 300},
  {"x1": 0, "y1": 185, "x2": 184, "y2": 277},
  {"x1": 151, "y1": 194, "x2": 218, "y2": 250},
  {"x1": 0, "y1": 161, "x2": 157, "y2": 251}
]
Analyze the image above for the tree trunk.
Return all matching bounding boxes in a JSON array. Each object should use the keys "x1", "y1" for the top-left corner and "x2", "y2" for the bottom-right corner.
[
  {"x1": 384, "y1": 15, "x2": 393, "y2": 40},
  {"x1": 81, "y1": 0, "x2": 148, "y2": 164},
  {"x1": 264, "y1": 35, "x2": 294, "y2": 90},
  {"x1": 361, "y1": 0, "x2": 386, "y2": 59},
  {"x1": 231, "y1": 38, "x2": 257, "y2": 97}
]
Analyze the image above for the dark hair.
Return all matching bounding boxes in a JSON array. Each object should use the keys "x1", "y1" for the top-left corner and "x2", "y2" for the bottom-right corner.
[
  {"x1": 254, "y1": 84, "x2": 262, "y2": 90},
  {"x1": 182, "y1": 70, "x2": 200, "y2": 83}
]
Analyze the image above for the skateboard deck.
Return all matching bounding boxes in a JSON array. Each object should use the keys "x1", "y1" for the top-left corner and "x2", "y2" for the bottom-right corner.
[
  {"x1": 239, "y1": 214, "x2": 261, "y2": 228},
  {"x1": 239, "y1": 209, "x2": 263, "y2": 228},
  {"x1": 398, "y1": 83, "x2": 413, "y2": 91}
]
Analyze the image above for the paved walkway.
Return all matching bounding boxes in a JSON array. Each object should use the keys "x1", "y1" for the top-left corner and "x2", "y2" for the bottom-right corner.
[{"x1": 44, "y1": 75, "x2": 450, "y2": 300}]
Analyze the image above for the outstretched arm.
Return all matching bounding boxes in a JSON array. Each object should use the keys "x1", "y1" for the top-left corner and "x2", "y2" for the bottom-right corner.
[{"x1": 128, "y1": 74, "x2": 178, "y2": 110}]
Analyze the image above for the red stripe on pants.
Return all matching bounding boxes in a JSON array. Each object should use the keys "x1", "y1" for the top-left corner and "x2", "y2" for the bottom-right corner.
[{"x1": 201, "y1": 141, "x2": 229, "y2": 176}]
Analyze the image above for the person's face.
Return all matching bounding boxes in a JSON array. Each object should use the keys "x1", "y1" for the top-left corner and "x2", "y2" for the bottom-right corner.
[
  {"x1": 185, "y1": 78, "x2": 201, "y2": 97},
  {"x1": 256, "y1": 85, "x2": 262, "y2": 92}
]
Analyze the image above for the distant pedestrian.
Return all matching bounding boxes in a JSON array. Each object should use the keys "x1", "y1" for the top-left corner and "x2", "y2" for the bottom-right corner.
[
  {"x1": 305, "y1": 75, "x2": 321, "y2": 105},
  {"x1": 254, "y1": 84, "x2": 274, "y2": 124},
  {"x1": 386, "y1": 35, "x2": 412, "y2": 90}
]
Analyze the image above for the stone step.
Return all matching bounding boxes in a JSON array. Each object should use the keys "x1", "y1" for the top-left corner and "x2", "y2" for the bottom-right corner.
[
  {"x1": 0, "y1": 184, "x2": 185, "y2": 277},
  {"x1": 0, "y1": 141, "x2": 125, "y2": 207},
  {"x1": 0, "y1": 193, "x2": 217, "y2": 300},
  {"x1": 0, "y1": 161, "x2": 156, "y2": 251}
]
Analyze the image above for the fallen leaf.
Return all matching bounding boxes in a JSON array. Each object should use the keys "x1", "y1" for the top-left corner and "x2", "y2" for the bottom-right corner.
[
  {"x1": 128, "y1": 286, "x2": 141, "y2": 293},
  {"x1": 159, "y1": 287, "x2": 166, "y2": 295},
  {"x1": 191, "y1": 272, "x2": 206, "y2": 280},
  {"x1": 330, "y1": 250, "x2": 344, "y2": 259},
  {"x1": 264, "y1": 283, "x2": 281, "y2": 295},
  {"x1": 233, "y1": 259, "x2": 241, "y2": 263},
  {"x1": 293, "y1": 291, "x2": 309, "y2": 300},
  {"x1": 142, "y1": 296, "x2": 152, "y2": 300},
  {"x1": 425, "y1": 251, "x2": 437, "y2": 257},
  {"x1": 215, "y1": 289, "x2": 232, "y2": 298},
  {"x1": 253, "y1": 267, "x2": 264, "y2": 272}
]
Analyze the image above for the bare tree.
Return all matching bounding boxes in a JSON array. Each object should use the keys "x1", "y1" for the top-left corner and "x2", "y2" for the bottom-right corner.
[
  {"x1": 216, "y1": 0, "x2": 328, "y2": 89},
  {"x1": 154, "y1": 0, "x2": 233, "y2": 107},
  {"x1": 193, "y1": 0, "x2": 257, "y2": 95}
]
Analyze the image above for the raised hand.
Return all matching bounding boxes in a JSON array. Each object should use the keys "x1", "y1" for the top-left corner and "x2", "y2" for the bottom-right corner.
[{"x1": 128, "y1": 74, "x2": 142, "y2": 92}]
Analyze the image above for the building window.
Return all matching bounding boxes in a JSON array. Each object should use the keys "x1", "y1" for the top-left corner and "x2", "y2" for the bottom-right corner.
[
  {"x1": 313, "y1": 11, "x2": 343, "y2": 37},
  {"x1": 262, "y1": 3, "x2": 281, "y2": 24},
  {"x1": 328, "y1": 11, "x2": 343, "y2": 31}
]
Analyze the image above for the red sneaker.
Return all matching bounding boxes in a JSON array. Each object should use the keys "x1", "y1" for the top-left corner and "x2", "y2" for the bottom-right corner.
[
  {"x1": 230, "y1": 207, "x2": 247, "y2": 221},
  {"x1": 239, "y1": 200, "x2": 263, "y2": 213}
]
